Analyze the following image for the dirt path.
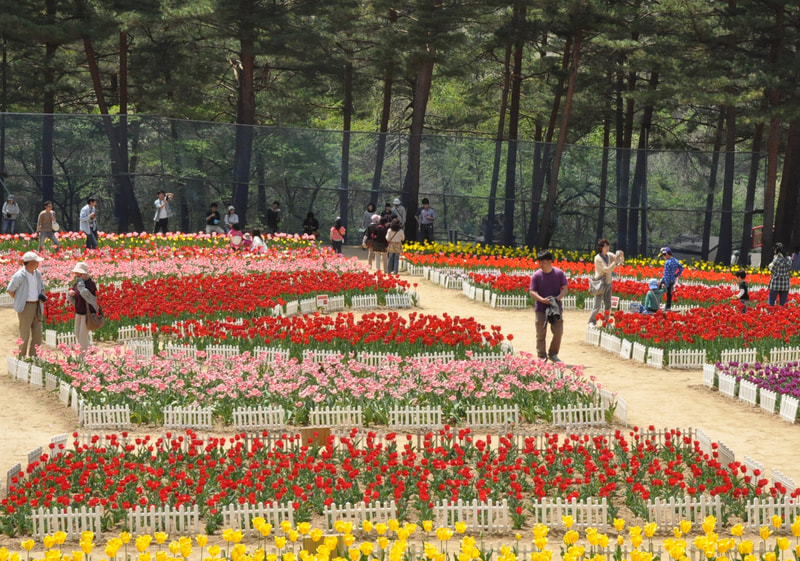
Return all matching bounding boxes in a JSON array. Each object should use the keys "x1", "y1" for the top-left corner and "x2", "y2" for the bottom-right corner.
[{"x1": 0, "y1": 247, "x2": 797, "y2": 495}]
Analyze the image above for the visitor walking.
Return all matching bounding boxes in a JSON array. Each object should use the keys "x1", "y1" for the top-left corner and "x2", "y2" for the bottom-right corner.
[
  {"x1": 266, "y1": 201, "x2": 281, "y2": 235},
  {"x1": 153, "y1": 191, "x2": 174, "y2": 234},
  {"x1": 364, "y1": 214, "x2": 379, "y2": 267},
  {"x1": 79, "y1": 196, "x2": 99, "y2": 250},
  {"x1": 330, "y1": 218, "x2": 346, "y2": 254},
  {"x1": 529, "y1": 251, "x2": 568, "y2": 363},
  {"x1": 392, "y1": 198, "x2": 407, "y2": 228},
  {"x1": 386, "y1": 218, "x2": 405, "y2": 274},
  {"x1": 372, "y1": 216, "x2": 389, "y2": 272},
  {"x1": 416, "y1": 198, "x2": 436, "y2": 243},
  {"x1": 7, "y1": 251, "x2": 46, "y2": 358},
  {"x1": 36, "y1": 201, "x2": 60, "y2": 252},
  {"x1": 588, "y1": 239, "x2": 623, "y2": 326},
  {"x1": 2, "y1": 195, "x2": 20, "y2": 234},
  {"x1": 68, "y1": 262, "x2": 98, "y2": 354},
  {"x1": 658, "y1": 247, "x2": 683, "y2": 311},
  {"x1": 768, "y1": 242, "x2": 792, "y2": 306}
]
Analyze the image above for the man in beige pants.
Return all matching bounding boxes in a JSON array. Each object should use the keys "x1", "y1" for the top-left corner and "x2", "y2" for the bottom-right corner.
[{"x1": 7, "y1": 252, "x2": 46, "y2": 358}]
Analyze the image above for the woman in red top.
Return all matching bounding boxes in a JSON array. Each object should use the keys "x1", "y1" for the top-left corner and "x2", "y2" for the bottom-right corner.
[{"x1": 330, "y1": 217, "x2": 346, "y2": 254}]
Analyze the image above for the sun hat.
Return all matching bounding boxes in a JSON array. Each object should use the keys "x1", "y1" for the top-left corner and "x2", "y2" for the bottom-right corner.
[
  {"x1": 660, "y1": 247, "x2": 671, "y2": 255},
  {"x1": 393, "y1": 198, "x2": 401, "y2": 205},
  {"x1": 72, "y1": 262, "x2": 90, "y2": 275},
  {"x1": 22, "y1": 251, "x2": 44, "y2": 263},
  {"x1": 648, "y1": 278, "x2": 660, "y2": 290}
]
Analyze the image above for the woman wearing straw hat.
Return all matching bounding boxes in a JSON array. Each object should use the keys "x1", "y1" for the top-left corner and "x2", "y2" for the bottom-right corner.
[{"x1": 68, "y1": 262, "x2": 98, "y2": 353}]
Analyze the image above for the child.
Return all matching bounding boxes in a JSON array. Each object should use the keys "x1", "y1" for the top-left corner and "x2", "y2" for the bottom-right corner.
[
  {"x1": 731, "y1": 270, "x2": 749, "y2": 313},
  {"x1": 641, "y1": 278, "x2": 666, "y2": 314}
]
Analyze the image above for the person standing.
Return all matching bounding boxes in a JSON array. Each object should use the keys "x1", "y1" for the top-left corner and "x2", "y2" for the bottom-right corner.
[
  {"x1": 205, "y1": 203, "x2": 225, "y2": 235},
  {"x1": 731, "y1": 270, "x2": 749, "y2": 313},
  {"x1": 529, "y1": 251, "x2": 568, "y2": 363},
  {"x1": 67, "y1": 262, "x2": 98, "y2": 354},
  {"x1": 658, "y1": 247, "x2": 683, "y2": 311},
  {"x1": 392, "y1": 198, "x2": 407, "y2": 228},
  {"x1": 416, "y1": 198, "x2": 436, "y2": 243},
  {"x1": 224, "y1": 206, "x2": 239, "y2": 232},
  {"x1": 330, "y1": 217, "x2": 346, "y2": 254},
  {"x1": 266, "y1": 201, "x2": 281, "y2": 234},
  {"x1": 588, "y1": 239, "x2": 623, "y2": 326},
  {"x1": 386, "y1": 218, "x2": 405, "y2": 274},
  {"x1": 768, "y1": 242, "x2": 792, "y2": 306},
  {"x1": 303, "y1": 212, "x2": 320, "y2": 238},
  {"x1": 2, "y1": 195, "x2": 20, "y2": 234},
  {"x1": 79, "y1": 196, "x2": 99, "y2": 250},
  {"x1": 7, "y1": 251, "x2": 46, "y2": 358},
  {"x1": 153, "y1": 191, "x2": 174, "y2": 234},
  {"x1": 36, "y1": 201, "x2": 60, "y2": 252},
  {"x1": 381, "y1": 202, "x2": 396, "y2": 222},
  {"x1": 362, "y1": 203, "x2": 376, "y2": 231},
  {"x1": 365, "y1": 214, "x2": 380, "y2": 267},
  {"x1": 372, "y1": 216, "x2": 389, "y2": 272}
]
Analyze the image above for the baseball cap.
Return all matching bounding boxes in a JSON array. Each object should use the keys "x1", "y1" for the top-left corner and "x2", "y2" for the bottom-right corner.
[
  {"x1": 228, "y1": 205, "x2": 235, "y2": 211},
  {"x1": 7, "y1": 195, "x2": 14, "y2": 201},
  {"x1": 660, "y1": 247, "x2": 671, "y2": 255},
  {"x1": 648, "y1": 279, "x2": 660, "y2": 290},
  {"x1": 22, "y1": 251, "x2": 44, "y2": 263}
]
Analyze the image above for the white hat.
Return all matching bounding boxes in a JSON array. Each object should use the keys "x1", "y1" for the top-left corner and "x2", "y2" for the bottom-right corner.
[
  {"x1": 228, "y1": 205, "x2": 235, "y2": 211},
  {"x1": 371, "y1": 214, "x2": 380, "y2": 223},
  {"x1": 22, "y1": 251, "x2": 44, "y2": 263},
  {"x1": 393, "y1": 198, "x2": 401, "y2": 205},
  {"x1": 72, "y1": 262, "x2": 90, "y2": 275}
]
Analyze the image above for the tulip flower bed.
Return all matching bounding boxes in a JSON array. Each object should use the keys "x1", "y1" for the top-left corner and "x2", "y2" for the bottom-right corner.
[
  {"x1": 717, "y1": 361, "x2": 800, "y2": 401},
  {"x1": 0, "y1": 427, "x2": 786, "y2": 535},
  {"x1": 37, "y1": 348, "x2": 586, "y2": 425},
  {"x1": 606, "y1": 304, "x2": 800, "y2": 362}
]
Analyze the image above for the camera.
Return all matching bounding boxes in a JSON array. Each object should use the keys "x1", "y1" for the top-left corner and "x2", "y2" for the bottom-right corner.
[{"x1": 38, "y1": 293, "x2": 47, "y2": 303}]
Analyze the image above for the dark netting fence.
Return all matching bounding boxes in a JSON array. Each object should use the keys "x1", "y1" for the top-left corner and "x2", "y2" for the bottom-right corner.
[{"x1": 0, "y1": 114, "x2": 765, "y2": 257}]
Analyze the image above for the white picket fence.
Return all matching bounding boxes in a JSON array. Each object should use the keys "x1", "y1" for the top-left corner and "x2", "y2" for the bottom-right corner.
[
  {"x1": 351, "y1": 294, "x2": 379, "y2": 310},
  {"x1": 746, "y1": 496, "x2": 800, "y2": 531},
  {"x1": 738, "y1": 380, "x2": 758, "y2": 407},
  {"x1": 584, "y1": 326, "x2": 601, "y2": 347},
  {"x1": 434, "y1": 499, "x2": 511, "y2": 533},
  {"x1": 702, "y1": 364, "x2": 716, "y2": 388},
  {"x1": 632, "y1": 342, "x2": 647, "y2": 363},
  {"x1": 529, "y1": 497, "x2": 608, "y2": 531},
  {"x1": 32, "y1": 506, "x2": 102, "y2": 539},
  {"x1": 163, "y1": 406, "x2": 214, "y2": 430},
  {"x1": 668, "y1": 349, "x2": 706, "y2": 369},
  {"x1": 324, "y1": 501, "x2": 397, "y2": 531},
  {"x1": 389, "y1": 406, "x2": 443, "y2": 432},
  {"x1": 252, "y1": 346, "x2": 291, "y2": 363},
  {"x1": 619, "y1": 339, "x2": 632, "y2": 360},
  {"x1": 232, "y1": 407, "x2": 287, "y2": 432},
  {"x1": 779, "y1": 396, "x2": 799, "y2": 423},
  {"x1": 126, "y1": 504, "x2": 200, "y2": 534},
  {"x1": 490, "y1": 293, "x2": 527, "y2": 309},
  {"x1": 309, "y1": 407, "x2": 362, "y2": 429},
  {"x1": 768, "y1": 346, "x2": 800, "y2": 365},
  {"x1": 385, "y1": 292, "x2": 413, "y2": 308},
  {"x1": 720, "y1": 348, "x2": 758, "y2": 365},
  {"x1": 718, "y1": 373, "x2": 737, "y2": 398},
  {"x1": 760, "y1": 389, "x2": 778, "y2": 415},
  {"x1": 222, "y1": 502, "x2": 294, "y2": 536},
  {"x1": 466, "y1": 405, "x2": 518, "y2": 431},
  {"x1": 599, "y1": 332, "x2": 621, "y2": 354},
  {"x1": 81, "y1": 405, "x2": 131, "y2": 430},
  {"x1": 205, "y1": 344, "x2": 240, "y2": 359},
  {"x1": 552, "y1": 403, "x2": 606, "y2": 428},
  {"x1": 647, "y1": 495, "x2": 722, "y2": 527},
  {"x1": 646, "y1": 347, "x2": 664, "y2": 369}
]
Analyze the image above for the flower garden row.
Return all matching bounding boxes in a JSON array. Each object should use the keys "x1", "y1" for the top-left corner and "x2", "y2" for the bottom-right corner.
[
  {"x1": 7, "y1": 514, "x2": 800, "y2": 561},
  {"x1": 0, "y1": 427, "x2": 792, "y2": 536}
]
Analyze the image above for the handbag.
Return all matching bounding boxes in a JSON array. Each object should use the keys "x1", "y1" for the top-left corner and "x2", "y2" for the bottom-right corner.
[
  {"x1": 86, "y1": 305, "x2": 105, "y2": 331},
  {"x1": 588, "y1": 276, "x2": 606, "y2": 296},
  {"x1": 51, "y1": 221, "x2": 61, "y2": 232}
]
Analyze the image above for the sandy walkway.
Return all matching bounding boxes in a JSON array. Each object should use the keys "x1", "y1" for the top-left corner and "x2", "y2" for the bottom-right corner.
[{"x1": 0, "y1": 246, "x2": 797, "y2": 502}]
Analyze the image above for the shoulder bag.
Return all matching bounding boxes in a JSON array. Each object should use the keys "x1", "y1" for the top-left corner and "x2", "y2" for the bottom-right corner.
[
  {"x1": 86, "y1": 304, "x2": 105, "y2": 331},
  {"x1": 588, "y1": 276, "x2": 606, "y2": 296}
]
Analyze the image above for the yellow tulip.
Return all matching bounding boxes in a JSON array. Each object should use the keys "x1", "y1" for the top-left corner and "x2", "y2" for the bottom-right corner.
[
  {"x1": 777, "y1": 537, "x2": 790, "y2": 551},
  {"x1": 0, "y1": 547, "x2": 8, "y2": 561},
  {"x1": 81, "y1": 532, "x2": 94, "y2": 544},
  {"x1": 138, "y1": 553, "x2": 151, "y2": 561},
  {"x1": 281, "y1": 521, "x2": 293, "y2": 534},
  {"x1": 760, "y1": 526, "x2": 772, "y2": 541},
  {"x1": 275, "y1": 537, "x2": 287, "y2": 550},
  {"x1": 597, "y1": 534, "x2": 609, "y2": 549},
  {"x1": 701, "y1": 516, "x2": 716, "y2": 535},
  {"x1": 396, "y1": 527, "x2": 410, "y2": 541},
  {"x1": 196, "y1": 535, "x2": 208, "y2": 548},
  {"x1": 644, "y1": 523, "x2": 657, "y2": 538},
  {"x1": 361, "y1": 520, "x2": 373, "y2": 534},
  {"x1": 79, "y1": 539, "x2": 92, "y2": 555},
  {"x1": 679, "y1": 520, "x2": 692, "y2": 536},
  {"x1": 534, "y1": 537, "x2": 548, "y2": 551},
  {"x1": 20, "y1": 541, "x2": 34, "y2": 552},
  {"x1": 43, "y1": 535, "x2": 56, "y2": 550},
  {"x1": 738, "y1": 540, "x2": 754, "y2": 555},
  {"x1": 562, "y1": 515, "x2": 574, "y2": 529},
  {"x1": 375, "y1": 524, "x2": 388, "y2": 536},
  {"x1": 613, "y1": 519, "x2": 625, "y2": 532},
  {"x1": 348, "y1": 549, "x2": 360, "y2": 561},
  {"x1": 155, "y1": 532, "x2": 168, "y2": 545},
  {"x1": 252, "y1": 517, "x2": 266, "y2": 531},
  {"x1": 564, "y1": 531, "x2": 579, "y2": 546},
  {"x1": 792, "y1": 517, "x2": 800, "y2": 537},
  {"x1": 455, "y1": 522, "x2": 467, "y2": 534},
  {"x1": 136, "y1": 535, "x2": 152, "y2": 553},
  {"x1": 180, "y1": 541, "x2": 192, "y2": 558},
  {"x1": 764, "y1": 552, "x2": 777, "y2": 561},
  {"x1": 377, "y1": 537, "x2": 389, "y2": 550},
  {"x1": 282, "y1": 553, "x2": 296, "y2": 561},
  {"x1": 631, "y1": 534, "x2": 643, "y2": 549},
  {"x1": 154, "y1": 552, "x2": 166, "y2": 561},
  {"x1": 388, "y1": 519, "x2": 400, "y2": 532},
  {"x1": 288, "y1": 531, "x2": 299, "y2": 543},
  {"x1": 532, "y1": 524, "x2": 549, "y2": 540},
  {"x1": 168, "y1": 541, "x2": 181, "y2": 556},
  {"x1": 120, "y1": 532, "x2": 133, "y2": 545},
  {"x1": 71, "y1": 551, "x2": 83, "y2": 561},
  {"x1": 731, "y1": 524, "x2": 744, "y2": 537},
  {"x1": 260, "y1": 523, "x2": 273, "y2": 538},
  {"x1": 323, "y1": 537, "x2": 339, "y2": 552},
  {"x1": 208, "y1": 545, "x2": 221, "y2": 557},
  {"x1": 772, "y1": 515, "x2": 783, "y2": 530},
  {"x1": 342, "y1": 534, "x2": 355, "y2": 547},
  {"x1": 423, "y1": 521, "x2": 434, "y2": 533},
  {"x1": 53, "y1": 533, "x2": 67, "y2": 546}
]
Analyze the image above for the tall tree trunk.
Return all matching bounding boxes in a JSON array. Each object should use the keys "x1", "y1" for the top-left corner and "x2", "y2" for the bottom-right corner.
[
  {"x1": 538, "y1": 29, "x2": 582, "y2": 248},
  {"x1": 485, "y1": 43, "x2": 511, "y2": 245},
  {"x1": 716, "y1": 103, "x2": 736, "y2": 264},
  {"x1": 502, "y1": 3, "x2": 525, "y2": 247},
  {"x1": 595, "y1": 114, "x2": 611, "y2": 242},
  {"x1": 628, "y1": 72, "x2": 658, "y2": 254},
  {"x1": 340, "y1": 60, "x2": 353, "y2": 241},
  {"x1": 370, "y1": 9, "x2": 397, "y2": 206},
  {"x1": 256, "y1": 151, "x2": 267, "y2": 225},
  {"x1": 701, "y1": 108, "x2": 725, "y2": 261},
  {"x1": 764, "y1": 4, "x2": 786, "y2": 257},
  {"x1": 80, "y1": 34, "x2": 144, "y2": 232},
  {"x1": 775, "y1": 120, "x2": 800, "y2": 248},
  {"x1": 739, "y1": 124, "x2": 763, "y2": 266},
  {"x1": 41, "y1": 0, "x2": 57, "y2": 206},
  {"x1": 527, "y1": 35, "x2": 570, "y2": 249},
  {"x1": 402, "y1": 58, "x2": 434, "y2": 243},
  {"x1": 231, "y1": 0, "x2": 256, "y2": 229}
]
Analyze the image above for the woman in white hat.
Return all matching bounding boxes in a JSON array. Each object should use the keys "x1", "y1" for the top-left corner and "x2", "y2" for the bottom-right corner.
[{"x1": 67, "y1": 262, "x2": 98, "y2": 353}]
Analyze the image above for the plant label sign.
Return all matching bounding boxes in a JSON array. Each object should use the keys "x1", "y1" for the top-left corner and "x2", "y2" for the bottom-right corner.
[{"x1": 316, "y1": 294, "x2": 329, "y2": 308}]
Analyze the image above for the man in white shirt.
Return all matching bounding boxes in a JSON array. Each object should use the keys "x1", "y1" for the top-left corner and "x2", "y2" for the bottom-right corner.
[
  {"x1": 79, "y1": 196, "x2": 99, "y2": 249},
  {"x1": 153, "y1": 191, "x2": 174, "y2": 234},
  {"x1": 6, "y1": 252, "x2": 46, "y2": 358}
]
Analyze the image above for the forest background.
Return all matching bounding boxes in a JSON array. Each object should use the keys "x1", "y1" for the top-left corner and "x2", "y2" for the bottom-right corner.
[{"x1": 1, "y1": 0, "x2": 799, "y2": 263}]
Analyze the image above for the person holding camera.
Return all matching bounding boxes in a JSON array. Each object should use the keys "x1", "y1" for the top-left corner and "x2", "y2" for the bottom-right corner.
[
  {"x1": 2, "y1": 195, "x2": 20, "y2": 234},
  {"x1": 529, "y1": 250, "x2": 568, "y2": 363},
  {"x1": 153, "y1": 190, "x2": 174, "y2": 234},
  {"x1": 205, "y1": 203, "x2": 225, "y2": 235},
  {"x1": 7, "y1": 251, "x2": 46, "y2": 358},
  {"x1": 79, "y1": 196, "x2": 99, "y2": 250}
]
